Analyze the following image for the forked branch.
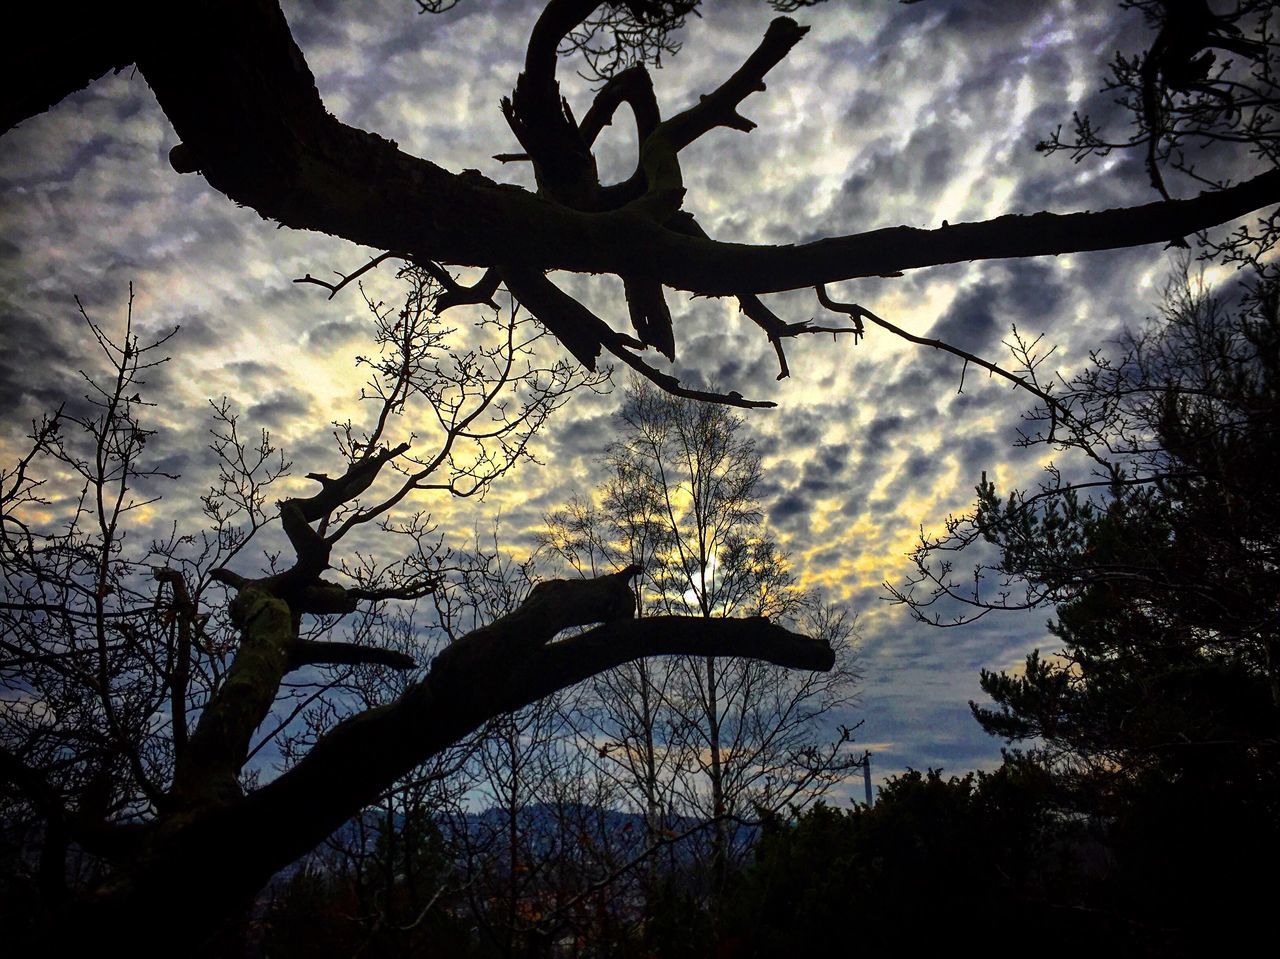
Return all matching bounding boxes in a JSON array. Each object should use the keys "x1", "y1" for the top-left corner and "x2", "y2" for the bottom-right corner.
[
  {"x1": 293, "y1": 251, "x2": 410, "y2": 299},
  {"x1": 502, "y1": 265, "x2": 775, "y2": 407}
]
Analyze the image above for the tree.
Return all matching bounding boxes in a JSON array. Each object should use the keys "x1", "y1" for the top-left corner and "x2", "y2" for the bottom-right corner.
[
  {"x1": 0, "y1": 268, "x2": 834, "y2": 952},
  {"x1": 720, "y1": 766, "x2": 1105, "y2": 957},
  {"x1": 4, "y1": 1, "x2": 1278, "y2": 407},
  {"x1": 544, "y1": 380, "x2": 861, "y2": 908},
  {"x1": 906, "y1": 269, "x2": 1280, "y2": 757},
  {"x1": 5, "y1": 0, "x2": 1280, "y2": 949},
  {"x1": 897, "y1": 268, "x2": 1280, "y2": 944}
]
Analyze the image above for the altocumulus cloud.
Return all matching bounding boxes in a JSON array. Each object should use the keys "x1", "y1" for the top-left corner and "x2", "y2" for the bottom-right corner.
[{"x1": 0, "y1": 0, "x2": 1237, "y2": 785}]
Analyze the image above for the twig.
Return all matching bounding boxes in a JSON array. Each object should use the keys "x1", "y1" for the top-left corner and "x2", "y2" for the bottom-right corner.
[
  {"x1": 816, "y1": 284, "x2": 1068, "y2": 428},
  {"x1": 294, "y1": 252, "x2": 410, "y2": 300}
]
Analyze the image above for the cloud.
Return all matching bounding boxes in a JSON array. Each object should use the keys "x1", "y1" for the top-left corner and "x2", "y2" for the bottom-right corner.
[
  {"x1": 246, "y1": 388, "x2": 314, "y2": 427},
  {"x1": 0, "y1": 0, "x2": 1222, "y2": 781}
]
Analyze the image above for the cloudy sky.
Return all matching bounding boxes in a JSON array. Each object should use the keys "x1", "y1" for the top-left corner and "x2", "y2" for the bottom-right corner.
[{"x1": 0, "y1": 0, "x2": 1254, "y2": 795}]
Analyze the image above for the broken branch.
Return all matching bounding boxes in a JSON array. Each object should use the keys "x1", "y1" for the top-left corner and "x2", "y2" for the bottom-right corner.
[{"x1": 286, "y1": 640, "x2": 417, "y2": 672}]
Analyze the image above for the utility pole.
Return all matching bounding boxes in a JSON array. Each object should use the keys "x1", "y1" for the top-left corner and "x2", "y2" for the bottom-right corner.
[{"x1": 863, "y1": 751, "x2": 873, "y2": 807}]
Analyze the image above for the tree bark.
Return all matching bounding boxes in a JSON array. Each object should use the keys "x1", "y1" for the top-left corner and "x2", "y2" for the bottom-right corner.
[{"x1": 0, "y1": 2, "x2": 157, "y2": 134}]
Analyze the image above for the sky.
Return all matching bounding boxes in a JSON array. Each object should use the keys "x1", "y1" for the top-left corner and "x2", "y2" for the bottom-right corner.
[{"x1": 0, "y1": 0, "x2": 1258, "y2": 797}]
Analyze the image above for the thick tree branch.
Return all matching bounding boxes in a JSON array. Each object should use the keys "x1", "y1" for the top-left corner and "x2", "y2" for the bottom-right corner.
[
  {"x1": 287, "y1": 580, "x2": 359, "y2": 616},
  {"x1": 296, "y1": 443, "x2": 412, "y2": 526},
  {"x1": 579, "y1": 65, "x2": 661, "y2": 150},
  {"x1": 538, "y1": 613, "x2": 836, "y2": 677},
  {"x1": 267, "y1": 442, "x2": 411, "y2": 586},
  {"x1": 170, "y1": 587, "x2": 294, "y2": 805},
  {"x1": 430, "y1": 562, "x2": 643, "y2": 674},
  {"x1": 500, "y1": 264, "x2": 629, "y2": 369},
  {"x1": 623, "y1": 275, "x2": 676, "y2": 359},
  {"x1": 94, "y1": 567, "x2": 832, "y2": 943},
  {"x1": 209, "y1": 568, "x2": 249, "y2": 590},
  {"x1": 590, "y1": 65, "x2": 664, "y2": 208},
  {"x1": 504, "y1": 0, "x2": 601, "y2": 204},
  {"x1": 183, "y1": 443, "x2": 428, "y2": 799},
  {"x1": 433, "y1": 266, "x2": 502, "y2": 313},
  {"x1": 650, "y1": 171, "x2": 1280, "y2": 294},
  {"x1": 246, "y1": 612, "x2": 830, "y2": 857},
  {"x1": 523, "y1": 0, "x2": 601, "y2": 89},
  {"x1": 125, "y1": 1, "x2": 1280, "y2": 317},
  {"x1": 659, "y1": 16, "x2": 809, "y2": 152},
  {"x1": 0, "y1": 1, "x2": 149, "y2": 134},
  {"x1": 597, "y1": 17, "x2": 806, "y2": 210}
]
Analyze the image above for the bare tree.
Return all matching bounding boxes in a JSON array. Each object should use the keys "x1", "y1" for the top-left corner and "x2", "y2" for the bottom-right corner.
[
  {"x1": 545, "y1": 380, "x2": 861, "y2": 911},
  {"x1": 0, "y1": 270, "x2": 834, "y2": 952},
  {"x1": 542, "y1": 420, "x2": 686, "y2": 856}
]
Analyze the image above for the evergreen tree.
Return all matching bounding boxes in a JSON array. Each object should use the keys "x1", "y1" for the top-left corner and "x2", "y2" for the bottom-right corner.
[{"x1": 956, "y1": 272, "x2": 1280, "y2": 945}]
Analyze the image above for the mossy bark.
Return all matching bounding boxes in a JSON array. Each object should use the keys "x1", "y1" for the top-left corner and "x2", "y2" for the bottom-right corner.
[{"x1": 171, "y1": 587, "x2": 294, "y2": 806}]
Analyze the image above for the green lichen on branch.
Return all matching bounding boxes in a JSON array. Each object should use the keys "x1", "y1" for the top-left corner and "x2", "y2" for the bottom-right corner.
[{"x1": 171, "y1": 588, "x2": 294, "y2": 806}]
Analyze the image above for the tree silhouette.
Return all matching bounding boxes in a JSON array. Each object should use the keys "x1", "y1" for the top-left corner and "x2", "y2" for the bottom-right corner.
[
  {"x1": 0, "y1": 269, "x2": 833, "y2": 952},
  {"x1": 895, "y1": 268, "x2": 1280, "y2": 947},
  {"x1": 4, "y1": 0, "x2": 1278, "y2": 405},
  {"x1": 4, "y1": 0, "x2": 1280, "y2": 950},
  {"x1": 544, "y1": 380, "x2": 860, "y2": 914},
  {"x1": 971, "y1": 270, "x2": 1280, "y2": 778}
]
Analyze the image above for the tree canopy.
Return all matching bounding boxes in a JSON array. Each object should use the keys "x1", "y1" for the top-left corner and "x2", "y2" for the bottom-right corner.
[{"x1": 967, "y1": 270, "x2": 1280, "y2": 801}]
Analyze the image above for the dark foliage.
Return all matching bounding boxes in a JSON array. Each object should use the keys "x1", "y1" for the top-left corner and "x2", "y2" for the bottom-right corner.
[
  {"x1": 967, "y1": 275, "x2": 1280, "y2": 949},
  {"x1": 722, "y1": 766, "x2": 1141, "y2": 957},
  {"x1": 878, "y1": 272, "x2": 1280, "y2": 952},
  {"x1": 971, "y1": 273, "x2": 1280, "y2": 778}
]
